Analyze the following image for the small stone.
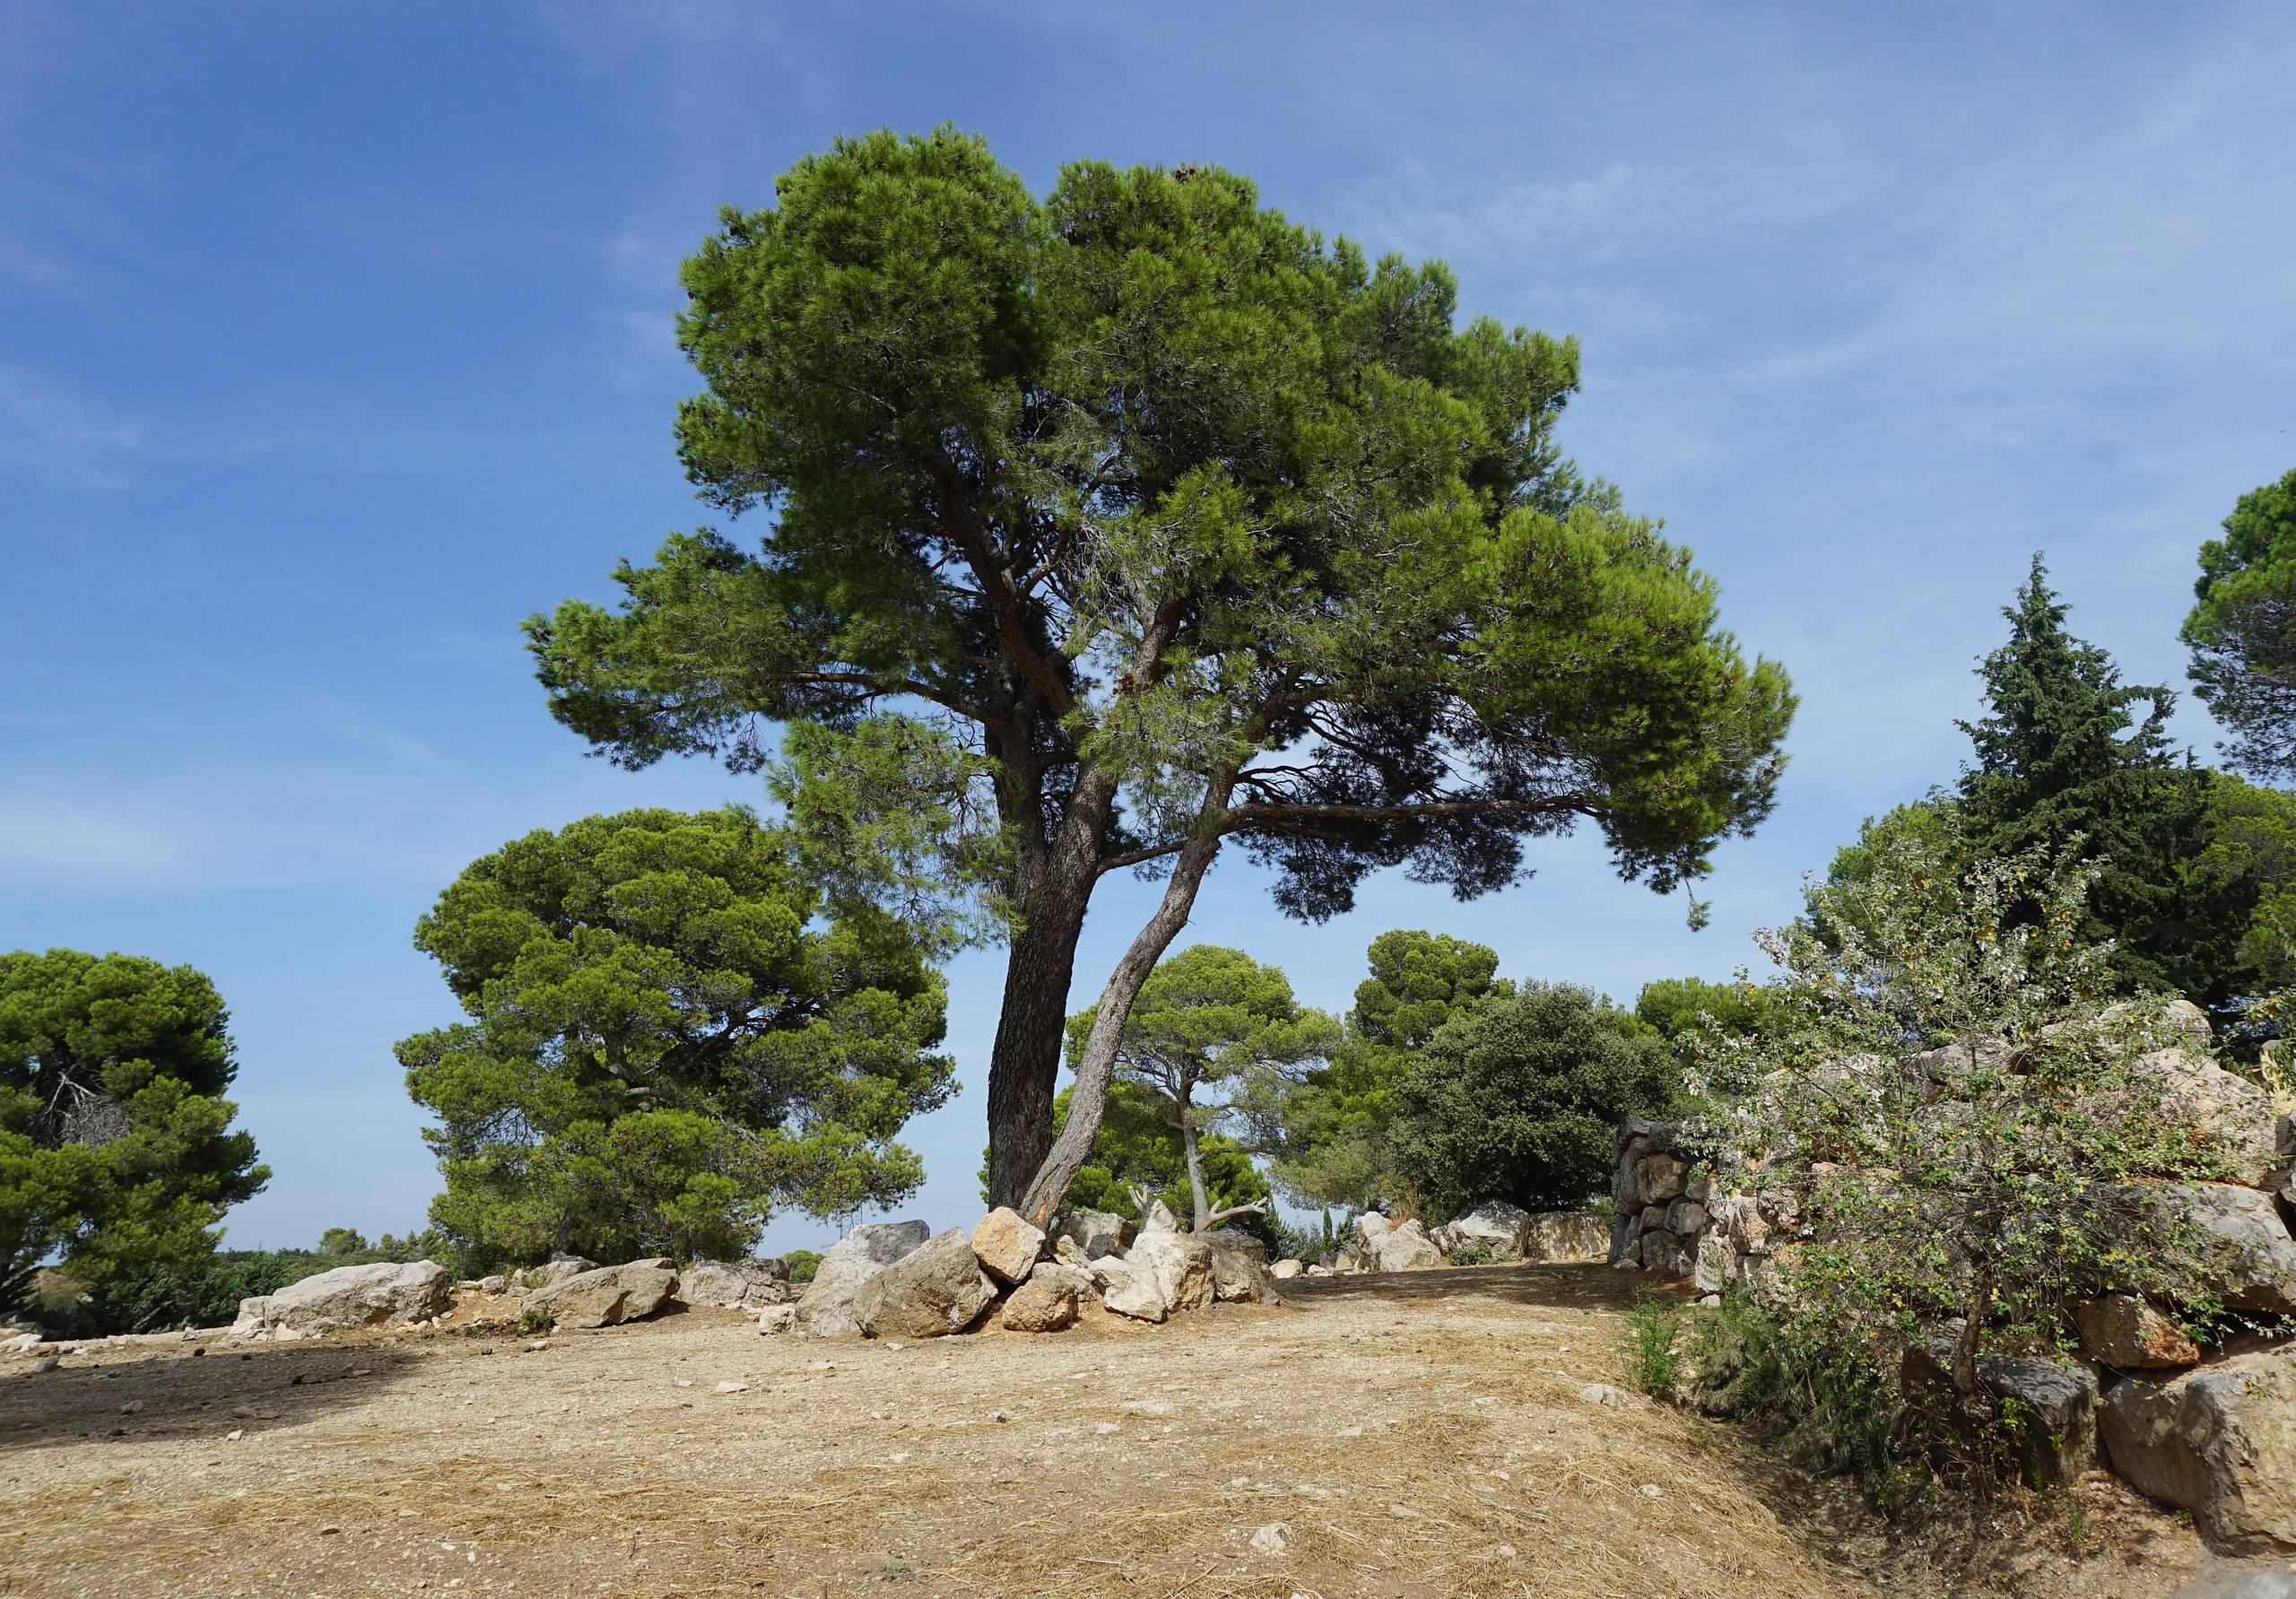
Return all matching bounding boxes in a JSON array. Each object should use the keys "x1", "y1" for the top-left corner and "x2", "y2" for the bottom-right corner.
[
  {"x1": 1640, "y1": 1483, "x2": 1664, "y2": 1499},
  {"x1": 1094, "y1": 1421, "x2": 1122, "y2": 1435},
  {"x1": 1578, "y1": 1383, "x2": 1624, "y2": 1407},
  {"x1": 225, "y1": 1429, "x2": 243, "y2": 1441},
  {"x1": 120, "y1": 1401, "x2": 142, "y2": 1414},
  {"x1": 674, "y1": 1378, "x2": 693, "y2": 1387},
  {"x1": 1496, "y1": 1543, "x2": 1517, "y2": 1559},
  {"x1": 1124, "y1": 1400, "x2": 1176, "y2": 1417},
  {"x1": 1249, "y1": 1522, "x2": 1292, "y2": 1554},
  {"x1": 30, "y1": 1355, "x2": 58, "y2": 1375},
  {"x1": 889, "y1": 1451, "x2": 911, "y2": 1464},
  {"x1": 714, "y1": 1380, "x2": 748, "y2": 1394},
  {"x1": 525, "y1": 1340, "x2": 550, "y2": 1352},
  {"x1": 317, "y1": 1525, "x2": 341, "y2": 1536}
]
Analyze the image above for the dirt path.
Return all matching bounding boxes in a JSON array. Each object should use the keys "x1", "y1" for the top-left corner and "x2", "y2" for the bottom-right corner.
[{"x1": 0, "y1": 1264, "x2": 2231, "y2": 1597}]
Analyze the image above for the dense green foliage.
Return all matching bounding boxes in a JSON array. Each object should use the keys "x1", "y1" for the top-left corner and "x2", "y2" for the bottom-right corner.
[
  {"x1": 1632, "y1": 975, "x2": 1770, "y2": 1049},
  {"x1": 397, "y1": 808, "x2": 952, "y2": 1270},
  {"x1": 1253, "y1": 930, "x2": 1508, "y2": 1210},
  {"x1": 1954, "y1": 556, "x2": 2213, "y2": 1001},
  {"x1": 1065, "y1": 944, "x2": 1334, "y2": 1230},
  {"x1": 1695, "y1": 827, "x2": 2240, "y2": 1500},
  {"x1": 2185, "y1": 466, "x2": 2296, "y2": 780},
  {"x1": 1392, "y1": 981, "x2": 1674, "y2": 1217},
  {"x1": 2, "y1": 950, "x2": 268, "y2": 1314},
  {"x1": 524, "y1": 126, "x2": 1796, "y2": 1217}
]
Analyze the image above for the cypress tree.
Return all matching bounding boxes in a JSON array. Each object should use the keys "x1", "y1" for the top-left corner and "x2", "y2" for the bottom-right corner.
[{"x1": 1955, "y1": 555, "x2": 2212, "y2": 999}]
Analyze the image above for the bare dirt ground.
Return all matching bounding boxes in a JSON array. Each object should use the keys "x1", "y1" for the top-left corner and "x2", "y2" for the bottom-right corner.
[{"x1": 0, "y1": 1264, "x2": 2277, "y2": 1598}]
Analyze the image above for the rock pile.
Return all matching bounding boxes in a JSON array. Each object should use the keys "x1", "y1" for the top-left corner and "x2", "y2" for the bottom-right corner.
[
  {"x1": 1613, "y1": 998, "x2": 2296, "y2": 1552},
  {"x1": 1293, "y1": 1199, "x2": 1610, "y2": 1279},
  {"x1": 775, "y1": 1204, "x2": 1280, "y2": 1339}
]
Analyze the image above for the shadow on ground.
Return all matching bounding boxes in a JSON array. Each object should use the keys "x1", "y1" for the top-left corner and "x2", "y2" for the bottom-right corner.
[
  {"x1": 1279, "y1": 1259, "x2": 1645, "y2": 1311},
  {"x1": 0, "y1": 1337, "x2": 425, "y2": 1454}
]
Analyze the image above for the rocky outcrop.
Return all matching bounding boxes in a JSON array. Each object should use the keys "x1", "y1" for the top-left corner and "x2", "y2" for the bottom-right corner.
[
  {"x1": 2101, "y1": 1347, "x2": 2296, "y2": 1553},
  {"x1": 1126, "y1": 1230, "x2": 1214, "y2": 1313},
  {"x1": 970, "y1": 1208, "x2": 1046, "y2": 1286},
  {"x1": 1001, "y1": 1263, "x2": 1086, "y2": 1333},
  {"x1": 2096, "y1": 1183, "x2": 2296, "y2": 1315},
  {"x1": 509, "y1": 1255, "x2": 598, "y2": 1294},
  {"x1": 2133, "y1": 1047, "x2": 2283, "y2": 1186},
  {"x1": 1446, "y1": 1200, "x2": 1533, "y2": 1258},
  {"x1": 525, "y1": 1259, "x2": 679, "y2": 1330},
  {"x1": 1200, "y1": 1229, "x2": 1278, "y2": 1304},
  {"x1": 1096, "y1": 1256, "x2": 1166, "y2": 1322},
  {"x1": 1051, "y1": 1209, "x2": 1127, "y2": 1260},
  {"x1": 2072, "y1": 1294, "x2": 2202, "y2": 1369},
  {"x1": 677, "y1": 1258, "x2": 789, "y2": 1310},
  {"x1": 1362, "y1": 1217, "x2": 1444, "y2": 1273},
  {"x1": 1903, "y1": 1328, "x2": 2100, "y2": 1487},
  {"x1": 231, "y1": 1261, "x2": 450, "y2": 1337},
  {"x1": 1524, "y1": 1212, "x2": 1611, "y2": 1262},
  {"x1": 854, "y1": 1230, "x2": 997, "y2": 1340},
  {"x1": 794, "y1": 1221, "x2": 931, "y2": 1337}
]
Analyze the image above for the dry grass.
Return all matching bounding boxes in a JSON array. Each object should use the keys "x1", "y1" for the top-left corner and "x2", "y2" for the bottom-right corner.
[{"x1": 0, "y1": 1264, "x2": 2247, "y2": 1597}]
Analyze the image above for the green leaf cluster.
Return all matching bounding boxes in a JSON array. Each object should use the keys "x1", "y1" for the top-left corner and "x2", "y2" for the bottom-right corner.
[
  {"x1": 396, "y1": 808, "x2": 952, "y2": 1268},
  {"x1": 1, "y1": 950, "x2": 268, "y2": 1314},
  {"x1": 1391, "y1": 980, "x2": 1675, "y2": 1218},
  {"x1": 2185, "y1": 466, "x2": 2296, "y2": 780},
  {"x1": 1253, "y1": 930, "x2": 1509, "y2": 1211}
]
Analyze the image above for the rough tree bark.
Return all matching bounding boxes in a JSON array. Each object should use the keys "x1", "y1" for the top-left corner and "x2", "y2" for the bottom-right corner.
[{"x1": 1017, "y1": 783, "x2": 1234, "y2": 1229}]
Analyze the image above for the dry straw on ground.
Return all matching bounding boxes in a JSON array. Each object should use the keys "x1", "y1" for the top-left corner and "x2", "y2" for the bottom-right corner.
[{"x1": 0, "y1": 1264, "x2": 2248, "y2": 1597}]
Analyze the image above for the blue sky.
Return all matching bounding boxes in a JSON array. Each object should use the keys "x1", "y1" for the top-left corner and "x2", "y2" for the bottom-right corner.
[{"x1": 4, "y1": 3, "x2": 2292, "y2": 1252}]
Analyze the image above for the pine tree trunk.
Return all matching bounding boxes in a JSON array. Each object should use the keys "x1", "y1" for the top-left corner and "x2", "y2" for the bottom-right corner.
[
  {"x1": 1017, "y1": 811, "x2": 1230, "y2": 1228},
  {"x1": 981, "y1": 882, "x2": 1091, "y2": 1212},
  {"x1": 1178, "y1": 1073, "x2": 1211, "y2": 1233}
]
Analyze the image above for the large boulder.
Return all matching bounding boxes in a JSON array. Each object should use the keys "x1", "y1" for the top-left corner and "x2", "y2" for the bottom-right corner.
[
  {"x1": 1369, "y1": 1218, "x2": 1446, "y2": 1273},
  {"x1": 1352, "y1": 1212, "x2": 1392, "y2": 1248},
  {"x1": 2072, "y1": 1294, "x2": 2202, "y2": 1370},
  {"x1": 526, "y1": 1259, "x2": 680, "y2": 1330},
  {"x1": 1446, "y1": 1200, "x2": 1533, "y2": 1259},
  {"x1": 2101, "y1": 1346, "x2": 2296, "y2": 1553},
  {"x1": 970, "y1": 1208, "x2": 1046, "y2": 1285},
  {"x1": 1524, "y1": 1212, "x2": 1611, "y2": 1262},
  {"x1": 794, "y1": 1221, "x2": 931, "y2": 1336},
  {"x1": 1001, "y1": 1262, "x2": 1087, "y2": 1333},
  {"x1": 1051, "y1": 1209, "x2": 1127, "y2": 1260},
  {"x1": 1095, "y1": 1256, "x2": 1167, "y2": 1322},
  {"x1": 2096, "y1": 1184, "x2": 2296, "y2": 1315},
  {"x1": 1200, "y1": 1229, "x2": 1278, "y2": 1304},
  {"x1": 1903, "y1": 1328, "x2": 2100, "y2": 1487},
  {"x1": 1270, "y1": 1258, "x2": 1304, "y2": 1280},
  {"x1": 677, "y1": 1258, "x2": 789, "y2": 1310},
  {"x1": 1126, "y1": 1230, "x2": 1215, "y2": 1312},
  {"x1": 854, "y1": 1229, "x2": 997, "y2": 1340},
  {"x1": 509, "y1": 1254, "x2": 597, "y2": 1294},
  {"x1": 2131, "y1": 1048, "x2": 2282, "y2": 1186},
  {"x1": 1139, "y1": 1197, "x2": 1182, "y2": 1234},
  {"x1": 231, "y1": 1260, "x2": 450, "y2": 1336}
]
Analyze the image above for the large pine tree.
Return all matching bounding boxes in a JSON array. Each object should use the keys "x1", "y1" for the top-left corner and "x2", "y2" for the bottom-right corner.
[{"x1": 1955, "y1": 556, "x2": 2213, "y2": 999}]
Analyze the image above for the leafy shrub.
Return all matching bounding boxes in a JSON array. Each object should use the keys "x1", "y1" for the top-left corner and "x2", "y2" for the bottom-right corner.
[
  {"x1": 1622, "y1": 1292, "x2": 1686, "y2": 1396},
  {"x1": 1692, "y1": 822, "x2": 2240, "y2": 1503},
  {"x1": 1448, "y1": 1238, "x2": 1506, "y2": 1267},
  {"x1": 784, "y1": 1249, "x2": 822, "y2": 1285},
  {"x1": 1395, "y1": 982, "x2": 1675, "y2": 1216}
]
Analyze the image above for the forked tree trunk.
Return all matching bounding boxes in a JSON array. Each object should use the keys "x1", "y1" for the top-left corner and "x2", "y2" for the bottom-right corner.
[
  {"x1": 1016, "y1": 817, "x2": 1230, "y2": 1229},
  {"x1": 981, "y1": 887, "x2": 1092, "y2": 1211}
]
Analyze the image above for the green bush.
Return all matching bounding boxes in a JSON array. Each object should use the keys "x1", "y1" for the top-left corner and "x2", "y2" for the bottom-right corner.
[
  {"x1": 784, "y1": 1249, "x2": 822, "y2": 1285},
  {"x1": 1394, "y1": 982, "x2": 1675, "y2": 1217},
  {"x1": 1621, "y1": 1292, "x2": 1686, "y2": 1396}
]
